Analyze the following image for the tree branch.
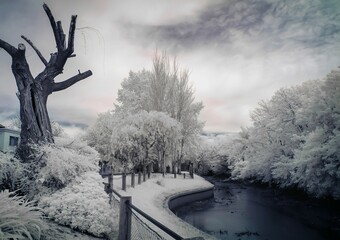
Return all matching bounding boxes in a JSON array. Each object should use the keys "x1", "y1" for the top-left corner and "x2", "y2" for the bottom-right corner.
[
  {"x1": 21, "y1": 35, "x2": 48, "y2": 66},
  {"x1": 0, "y1": 38, "x2": 17, "y2": 56},
  {"x1": 53, "y1": 70, "x2": 92, "y2": 92},
  {"x1": 56, "y1": 21, "x2": 66, "y2": 49},
  {"x1": 43, "y1": 3, "x2": 63, "y2": 51},
  {"x1": 67, "y1": 15, "x2": 77, "y2": 53}
]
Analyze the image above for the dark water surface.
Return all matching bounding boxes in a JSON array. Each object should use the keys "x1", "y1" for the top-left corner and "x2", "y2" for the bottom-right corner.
[{"x1": 173, "y1": 179, "x2": 340, "y2": 240}]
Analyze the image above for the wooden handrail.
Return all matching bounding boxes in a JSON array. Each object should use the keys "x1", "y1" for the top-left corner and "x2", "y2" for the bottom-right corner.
[{"x1": 127, "y1": 202, "x2": 184, "y2": 240}]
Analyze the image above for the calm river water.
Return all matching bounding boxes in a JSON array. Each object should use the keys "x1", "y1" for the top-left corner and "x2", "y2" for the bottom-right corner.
[{"x1": 173, "y1": 178, "x2": 340, "y2": 240}]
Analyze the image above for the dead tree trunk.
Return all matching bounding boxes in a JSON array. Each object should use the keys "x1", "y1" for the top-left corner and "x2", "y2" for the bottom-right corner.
[{"x1": 0, "y1": 4, "x2": 92, "y2": 160}]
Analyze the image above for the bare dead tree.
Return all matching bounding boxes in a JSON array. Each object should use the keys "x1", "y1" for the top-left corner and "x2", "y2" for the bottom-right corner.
[{"x1": 0, "y1": 4, "x2": 92, "y2": 160}]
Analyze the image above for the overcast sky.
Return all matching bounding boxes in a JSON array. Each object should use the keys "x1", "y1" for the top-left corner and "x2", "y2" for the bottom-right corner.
[{"x1": 0, "y1": 0, "x2": 339, "y2": 134}]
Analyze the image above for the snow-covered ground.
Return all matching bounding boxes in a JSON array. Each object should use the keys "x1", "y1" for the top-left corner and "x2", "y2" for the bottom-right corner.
[{"x1": 110, "y1": 173, "x2": 216, "y2": 240}]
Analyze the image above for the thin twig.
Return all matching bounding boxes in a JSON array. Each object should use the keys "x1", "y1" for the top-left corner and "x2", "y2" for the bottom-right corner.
[{"x1": 21, "y1": 35, "x2": 48, "y2": 66}]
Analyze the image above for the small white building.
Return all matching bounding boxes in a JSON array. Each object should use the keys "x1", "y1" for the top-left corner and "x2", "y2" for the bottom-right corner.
[{"x1": 0, "y1": 124, "x2": 20, "y2": 153}]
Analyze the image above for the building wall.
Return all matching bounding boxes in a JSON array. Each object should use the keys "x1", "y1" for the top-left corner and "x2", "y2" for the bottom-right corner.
[
  {"x1": 0, "y1": 129, "x2": 20, "y2": 153},
  {"x1": 0, "y1": 132, "x2": 4, "y2": 151}
]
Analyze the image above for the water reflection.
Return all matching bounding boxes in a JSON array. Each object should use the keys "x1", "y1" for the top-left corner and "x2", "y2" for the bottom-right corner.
[{"x1": 173, "y1": 180, "x2": 339, "y2": 240}]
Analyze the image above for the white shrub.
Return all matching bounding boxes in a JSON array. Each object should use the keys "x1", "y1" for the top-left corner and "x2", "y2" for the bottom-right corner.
[
  {"x1": 39, "y1": 171, "x2": 118, "y2": 237},
  {"x1": 37, "y1": 136, "x2": 99, "y2": 191}
]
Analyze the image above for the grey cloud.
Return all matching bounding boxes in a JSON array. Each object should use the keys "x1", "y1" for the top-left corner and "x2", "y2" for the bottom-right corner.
[
  {"x1": 0, "y1": 94, "x2": 18, "y2": 110},
  {"x1": 121, "y1": 0, "x2": 340, "y2": 53},
  {"x1": 120, "y1": 0, "x2": 271, "y2": 51}
]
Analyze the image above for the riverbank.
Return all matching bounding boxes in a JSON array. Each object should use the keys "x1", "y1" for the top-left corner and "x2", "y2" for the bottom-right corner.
[
  {"x1": 206, "y1": 173, "x2": 340, "y2": 201},
  {"x1": 116, "y1": 173, "x2": 216, "y2": 240}
]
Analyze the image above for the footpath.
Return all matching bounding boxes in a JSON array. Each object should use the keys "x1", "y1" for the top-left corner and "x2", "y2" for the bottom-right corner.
[{"x1": 114, "y1": 173, "x2": 216, "y2": 240}]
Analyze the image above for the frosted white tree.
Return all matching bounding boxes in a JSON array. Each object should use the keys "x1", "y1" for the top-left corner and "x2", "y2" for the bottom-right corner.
[
  {"x1": 148, "y1": 52, "x2": 204, "y2": 172},
  {"x1": 115, "y1": 70, "x2": 151, "y2": 115},
  {"x1": 97, "y1": 51, "x2": 203, "y2": 173},
  {"x1": 151, "y1": 111, "x2": 182, "y2": 176},
  {"x1": 86, "y1": 111, "x2": 115, "y2": 161},
  {"x1": 111, "y1": 123, "x2": 140, "y2": 171},
  {"x1": 289, "y1": 69, "x2": 340, "y2": 198},
  {"x1": 109, "y1": 111, "x2": 182, "y2": 175},
  {"x1": 227, "y1": 68, "x2": 340, "y2": 199}
]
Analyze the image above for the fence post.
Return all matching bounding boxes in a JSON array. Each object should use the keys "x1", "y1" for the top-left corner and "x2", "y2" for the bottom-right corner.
[
  {"x1": 131, "y1": 171, "x2": 135, "y2": 188},
  {"x1": 138, "y1": 171, "x2": 142, "y2": 184},
  {"x1": 118, "y1": 196, "x2": 132, "y2": 240},
  {"x1": 108, "y1": 174, "x2": 113, "y2": 204},
  {"x1": 143, "y1": 165, "x2": 146, "y2": 182},
  {"x1": 189, "y1": 163, "x2": 194, "y2": 179},
  {"x1": 147, "y1": 164, "x2": 151, "y2": 179},
  {"x1": 122, "y1": 172, "x2": 126, "y2": 191},
  {"x1": 174, "y1": 163, "x2": 177, "y2": 179}
]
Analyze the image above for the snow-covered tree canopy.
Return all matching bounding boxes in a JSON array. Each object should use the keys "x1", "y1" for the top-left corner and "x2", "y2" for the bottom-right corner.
[
  {"x1": 86, "y1": 52, "x2": 204, "y2": 172},
  {"x1": 110, "y1": 111, "x2": 182, "y2": 172},
  {"x1": 86, "y1": 111, "x2": 115, "y2": 160},
  {"x1": 227, "y1": 68, "x2": 340, "y2": 199}
]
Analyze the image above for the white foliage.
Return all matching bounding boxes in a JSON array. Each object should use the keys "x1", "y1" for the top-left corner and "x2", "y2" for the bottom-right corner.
[
  {"x1": 228, "y1": 68, "x2": 340, "y2": 199},
  {"x1": 85, "y1": 111, "x2": 115, "y2": 161},
  {"x1": 116, "y1": 70, "x2": 151, "y2": 114},
  {"x1": 291, "y1": 128, "x2": 340, "y2": 198},
  {"x1": 88, "y1": 53, "x2": 204, "y2": 169},
  {"x1": 36, "y1": 136, "x2": 99, "y2": 191},
  {"x1": 110, "y1": 110, "x2": 182, "y2": 169},
  {"x1": 51, "y1": 121, "x2": 65, "y2": 137},
  {"x1": 39, "y1": 171, "x2": 118, "y2": 237}
]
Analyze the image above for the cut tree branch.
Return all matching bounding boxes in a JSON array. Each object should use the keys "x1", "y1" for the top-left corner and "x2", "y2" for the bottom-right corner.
[
  {"x1": 57, "y1": 21, "x2": 66, "y2": 49},
  {"x1": 21, "y1": 35, "x2": 48, "y2": 66},
  {"x1": 68, "y1": 15, "x2": 77, "y2": 53},
  {"x1": 43, "y1": 3, "x2": 63, "y2": 51},
  {"x1": 53, "y1": 70, "x2": 92, "y2": 92},
  {"x1": 0, "y1": 38, "x2": 17, "y2": 56}
]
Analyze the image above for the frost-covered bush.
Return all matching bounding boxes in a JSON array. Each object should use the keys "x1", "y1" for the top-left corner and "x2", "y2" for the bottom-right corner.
[
  {"x1": 18, "y1": 136, "x2": 99, "y2": 199},
  {"x1": 0, "y1": 190, "x2": 45, "y2": 240},
  {"x1": 39, "y1": 171, "x2": 118, "y2": 237},
  {"x1": 0, "y1": 152, "x2": 24, "y2": 192},
  {"x1": 36, "y1": 137, "x2": 99, "y2": 192}
]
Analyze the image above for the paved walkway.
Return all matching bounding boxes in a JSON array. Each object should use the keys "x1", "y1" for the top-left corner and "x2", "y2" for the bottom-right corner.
[{"x1": 112, "y1": 173, "x2": 216, "y2": 240}]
